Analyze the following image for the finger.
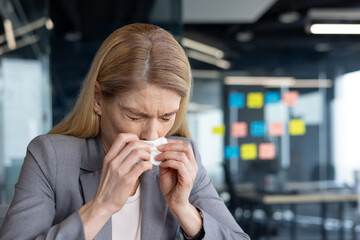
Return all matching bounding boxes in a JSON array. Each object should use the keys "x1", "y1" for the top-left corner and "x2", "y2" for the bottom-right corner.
[
  {"x1": 155, "y1": 151, "x2": 192, "y2": 171},
  {"x1": 159, "y1": 160, "x2": 193, "y2": 183},
  {"x1": 119, "y1": 148, "x2": 151, "y2": 173},
  {"x1": 157, "y1": 142, "x2": 196, "y2": 166},
  {"x1": 114, "y1": 141, "x2": 151, "y2": 163},
  {"x1": 105, "y1": 133, "x2": 139, "y2": 162},
  {"x1": 128, "y1": 160, "x2": 153, "y2": 180}
]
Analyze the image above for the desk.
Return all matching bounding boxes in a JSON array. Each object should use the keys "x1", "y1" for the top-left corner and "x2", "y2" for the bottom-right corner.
[{"x1": 238, "y1": 191, "x2": 359, "y2": 240}]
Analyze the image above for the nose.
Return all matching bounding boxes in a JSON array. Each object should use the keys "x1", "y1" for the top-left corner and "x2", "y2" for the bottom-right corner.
[{"x1": 140, "y1": 118, "x2": 159, "y2": 141}]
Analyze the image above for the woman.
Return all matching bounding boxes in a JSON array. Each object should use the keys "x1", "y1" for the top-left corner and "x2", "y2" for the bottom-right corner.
[{"x1": 0, "y1": 23, "x2": 249, "y2": 240}]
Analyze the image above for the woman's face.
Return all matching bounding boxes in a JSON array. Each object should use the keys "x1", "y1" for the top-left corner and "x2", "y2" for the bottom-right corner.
[{"x1": 96, "y1": 84, "x2": 181, "y2": 150}]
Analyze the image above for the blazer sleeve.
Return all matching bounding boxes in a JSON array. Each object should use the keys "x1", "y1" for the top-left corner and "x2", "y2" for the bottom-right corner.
[
  {"x1": 182, "y1": 139, "x2": 250, "y2": 240},
  {"x1": 0, "y1": 135, "x2": 85, "y2": 240}
]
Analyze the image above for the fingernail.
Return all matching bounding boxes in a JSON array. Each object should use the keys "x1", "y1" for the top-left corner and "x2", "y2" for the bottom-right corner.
[{"x1": 157, "y1": 145, "x2": 164, "y2": 151}]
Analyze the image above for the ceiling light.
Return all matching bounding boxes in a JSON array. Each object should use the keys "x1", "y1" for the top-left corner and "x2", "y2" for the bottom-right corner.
[
  {"x1": 64, "y1": 31, "x2": 83, "y2": 42},
  {"x1": 279, "y1": 11, "x2": 300, "y2": 24},
  {"x1": 0, "y1": 17, "x2": 50, "y2": 45},
  {"x1": 181, "y1": 37, "x2": 224, "y2": 59},
  {"x1": 306, "y1": 8, "x2": 360, "y2": 35},
  {"x1": 46, "y1": 18, "x2": 54, "y2": 30},
  {"x1": 0, "y1": 35, "x2": 39, "y2": 55},
  {"x1": 224, "y1": 76, "x2": 332, "y2": 88},
  {"x1": 314, "y1": 43, "x2": 332, "y2": 52},
  {"x1": 291, "y1": 79, "x2": 332, "y2": 88},
  {"x1": 236, "y1": 31, "x2": 253, "y2": 42},
  {"x1": 310, "y1": 24, "x2": 360, "y2": 34},
  {"x1": 192, "y1": 69, "x2": 220, "y2": 79},
  {"x1": 3, "y1": 19, "x2": 16, "y2": 50},
  {"x1": 307, "y1": 8, "x2": 360, "y2": 21},
  {"x1": 187, "y1": 50, "x2": 231, "y2": 69},
  {"x1": 224, "y1": 76, "x2": 295, "y2": 86}
]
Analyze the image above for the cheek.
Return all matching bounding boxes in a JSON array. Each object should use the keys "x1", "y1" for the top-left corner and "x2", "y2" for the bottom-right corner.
[
  {"x1": 160, "y1": 118, "x2": 176, "y2": 135},
  {"x1": 101, "y1": 110, "x2": 128, "y2": 134},
  {"x1": 113, "y1": 118, "x2": 139, "y2": 134}
]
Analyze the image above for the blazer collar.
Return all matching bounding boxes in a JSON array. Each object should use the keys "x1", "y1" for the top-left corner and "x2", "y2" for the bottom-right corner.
[
  {"x1": 80, "y1": 135, "x2": 105, "y2": 171},
  {"x1": 79, "y1": 136, "x2": 110, "y2": 239},
  {"x1": 140, "y1": 167, "x2": 168, "y2": 240}
]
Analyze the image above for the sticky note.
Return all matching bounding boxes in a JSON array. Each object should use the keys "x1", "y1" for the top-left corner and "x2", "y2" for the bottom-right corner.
[
  {"x1": 247, "y1": 92, "x2": 264, "y2": 108},
  {"x1": 241, "y1": 143, "x2": 257, "y2": 160},
  {"x1": 212, "y1": 125, "x2": 225, "y2": 136},
  {"x1": 231, "y1": 122, "x2": 247, "y2": 138},
  {"x1": 289, "y1": 119, "x2": 306, "y2": 136},
  {"x1": 268, "y1": 122, "x2": 284, "y2": 137},
  {"x1": 265, "y1": 92, "x2": 280, "y2": 104},
  {"x1": 251, "y1": 121, "x2": 265, "y2": 137},
  {"x1": 229, "y1": 93, "x2": 245, "y2": 108},
  {"x1": 282, "y1": 91, "x2": 299, "y2": 107},
  {"x1": 225, "y1": 146, "x2": 240, "y2": 159},
  {"x1": 259, "y1": 143, "x2": 276, "y2": 160}
]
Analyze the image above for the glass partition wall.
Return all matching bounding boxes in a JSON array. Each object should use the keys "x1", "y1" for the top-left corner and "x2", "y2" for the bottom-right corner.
[{"x1": 0, "y1": 0, "x2": 51, "y2": 203}]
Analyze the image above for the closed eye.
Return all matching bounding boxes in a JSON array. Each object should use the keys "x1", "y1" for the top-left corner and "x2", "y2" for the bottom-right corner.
[
  {"x1": 160, "y1": 114, "x2": 175, "y2": 121},
  {"x1": 125, "y1": 114, "x2": 142, "y2": 121},
  {"x1": 160, "y1": 117, "x2": 171, "y2": 121}
]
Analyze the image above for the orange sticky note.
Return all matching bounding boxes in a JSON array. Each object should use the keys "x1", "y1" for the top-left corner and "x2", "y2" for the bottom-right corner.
[
  {"x1": 241, "y1": 143, "x2": 257, "y2": 160},
  {"x1": 268, "y1": 122, "x2": 284, "y2": 137},
  {"x1": 259, "y1": 143, "x2": 276, "y2": 160},
  {"x1": 247, "y1": 92, "x2": 264, "y2": 109},
  {"x1": 282, "y1": 91, "x2": 299, "y2": 107},
  {"x1": 231, "y1": 122, "x2": 247, "y2": 138},
  {"x1": 289, "y1": 119, "x2": 306, "y2": 136}
]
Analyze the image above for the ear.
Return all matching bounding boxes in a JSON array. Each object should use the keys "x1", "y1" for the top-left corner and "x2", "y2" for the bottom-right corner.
[{"x1": 93, "y1": 81, "x2": 102, "y2": 115}]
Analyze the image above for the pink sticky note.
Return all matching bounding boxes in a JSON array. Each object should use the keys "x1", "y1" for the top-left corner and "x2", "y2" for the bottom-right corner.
[
  {"x1": 282, "y1": 91, "x2": 299, "y2": 106},
  {"x1": 259, "y1": 143, "x2": 276, "y2": 160},
  {"x1": 231, "y1": 122, "x2": 247, "y2": 138},
  {"x1": 268, "y1": 122, "x2": 284, "y2": 137}
]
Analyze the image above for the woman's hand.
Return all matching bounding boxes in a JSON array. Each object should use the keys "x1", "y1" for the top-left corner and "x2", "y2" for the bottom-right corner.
[
  {"x1": 156, "y1": 140, "x2": 198, "y2": 209},
  {"x1": 95, "y1": 133, "x2": 152, "y2": 213},
  {"x1": 156, "y1": 140, "x2": 202, "y2": 237},
  {"x1": 79, "y1": 133, "x2": 152, "y2": 240}
]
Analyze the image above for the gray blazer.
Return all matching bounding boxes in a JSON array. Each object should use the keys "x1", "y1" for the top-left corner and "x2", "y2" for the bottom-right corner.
[{"x1": 0, "y1": 134, "x2": 249, "y2": 240}]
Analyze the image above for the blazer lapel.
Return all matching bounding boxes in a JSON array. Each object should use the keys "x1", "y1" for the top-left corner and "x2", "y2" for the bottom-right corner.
[
  {"x1": 79, "y1": 170, "x2": 101, "y2": 203},
  {"x1": 140, "y1": 168, "x2": 168, "y2": 240},
  {"x1": 79, "y1": 137, "x2": 112, "y2": 240},
  {"x1": 79, "y1": 136, "x2": 105, "y2": 204}
]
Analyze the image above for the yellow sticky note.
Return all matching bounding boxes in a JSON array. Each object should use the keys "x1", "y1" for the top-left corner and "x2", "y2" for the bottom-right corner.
[
  {"x1": 241, "y1": 143, "x2": 257, "y2": 160},
  {"x1": 247, "y1": 92, "x2": 264, "y2": 108},
  {"x1": 212, "y1": 125, "x2": 225, "y2": 136},
  {"x1": 289, "y1": 119, "x2": 306, "y2": 136}
]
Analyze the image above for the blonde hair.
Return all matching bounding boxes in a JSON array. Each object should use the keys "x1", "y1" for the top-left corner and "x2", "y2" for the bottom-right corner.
[{"x1": 49, "y1": 23, "x2": 192, "y2": 138}]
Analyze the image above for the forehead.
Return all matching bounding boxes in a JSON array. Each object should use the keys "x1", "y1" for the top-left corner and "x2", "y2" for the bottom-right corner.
[{"x1": 116, "y1": 84, "x2": 181, "y2": 113}]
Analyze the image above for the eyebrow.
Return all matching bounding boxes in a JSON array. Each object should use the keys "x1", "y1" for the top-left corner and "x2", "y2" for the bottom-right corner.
[{"x1": 119, "y1": 105, "x2": 179, "y2": 118}]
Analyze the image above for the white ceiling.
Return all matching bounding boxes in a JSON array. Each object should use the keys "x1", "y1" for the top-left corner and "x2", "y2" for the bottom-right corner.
[{"x1": 182, "y1": 0, "x2": 277, "y2": 24}]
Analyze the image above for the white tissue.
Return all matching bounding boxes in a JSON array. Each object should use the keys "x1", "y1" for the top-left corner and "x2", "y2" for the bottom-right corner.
[{"x1": 142, "y1": 137, "x2": 167, "y2": 165}]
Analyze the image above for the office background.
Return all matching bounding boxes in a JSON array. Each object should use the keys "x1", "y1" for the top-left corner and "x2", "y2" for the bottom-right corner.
[{"x1": 1, "y1": 0, "x2": 360, "y2": 239}]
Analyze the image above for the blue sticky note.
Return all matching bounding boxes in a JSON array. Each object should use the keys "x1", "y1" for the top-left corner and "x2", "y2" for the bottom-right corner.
[
  {"x1": 265, "y1": 92, "x2": 280, "y2": 104},
  {"x1": 229, "y1": 93, "x2": 245, "y2": 108},
  {"x1": 251, "y1": 121, "x2": 266, "y2": 137},
  {"x1": 225, "y1": 146, "x2": 240, "y2": 159}
]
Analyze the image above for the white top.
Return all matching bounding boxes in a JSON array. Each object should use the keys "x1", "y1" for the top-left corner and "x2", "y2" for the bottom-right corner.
[{"x1": 112, "y1": 185, "x2": 142, "y2": 240}]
